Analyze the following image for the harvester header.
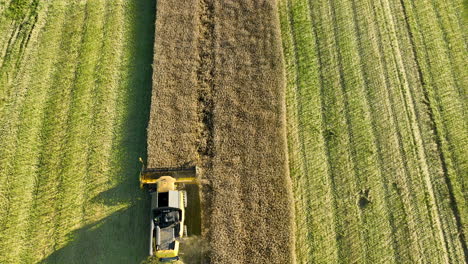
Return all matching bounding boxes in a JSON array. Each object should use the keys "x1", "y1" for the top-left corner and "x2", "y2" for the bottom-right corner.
[{"x1": 139, "y1": 158, "x2": 199, "y2": 189}]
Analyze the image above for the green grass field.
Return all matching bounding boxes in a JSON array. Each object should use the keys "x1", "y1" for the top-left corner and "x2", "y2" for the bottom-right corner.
[
  {"x1": 0, "y1": 0, "x2": 154, "y2": 263},
  {"x1": 279, "y1": 0, "x2": 467, "y2": 262}
]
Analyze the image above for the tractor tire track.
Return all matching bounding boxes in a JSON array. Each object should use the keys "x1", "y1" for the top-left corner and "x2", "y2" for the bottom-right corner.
[
  {"x1": 399, "y1": 0, "x2": 467, "y2": 260},
  {"x1": 350, "y1": 0, "x2": 418, "y2": 261},
  {"x1": 308, "y1": 0, "x2": 368, "y2": 261}
]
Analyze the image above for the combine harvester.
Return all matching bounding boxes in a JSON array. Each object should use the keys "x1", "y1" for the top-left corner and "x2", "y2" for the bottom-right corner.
[{"x1": 139, "y1": 158, "x2": 199, "y2": 263}]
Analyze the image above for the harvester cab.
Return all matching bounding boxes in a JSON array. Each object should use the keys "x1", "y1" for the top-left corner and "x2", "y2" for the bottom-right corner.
[{"x1": 139, "y1": 158, "x2": 199, "y2": 263}]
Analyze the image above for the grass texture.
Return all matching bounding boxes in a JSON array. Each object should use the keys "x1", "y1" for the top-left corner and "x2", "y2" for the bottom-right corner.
[
  {"x1": 0, "y1": 1, "x2": 154, "y2": 263},
  {"x1": 279, "y1": 0, "x2": 467, "y2": 262}
]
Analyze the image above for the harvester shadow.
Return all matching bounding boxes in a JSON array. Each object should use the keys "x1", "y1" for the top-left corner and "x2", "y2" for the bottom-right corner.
[
  {"x1": 42, "y1": 0, "x2": 158, "y2": 261},
  {"x1": 39, "y1": 202, "x2": 149, "y2": 264},
  {"x1": 40, "y1": 181, "x2": 205, "y2": 264}
]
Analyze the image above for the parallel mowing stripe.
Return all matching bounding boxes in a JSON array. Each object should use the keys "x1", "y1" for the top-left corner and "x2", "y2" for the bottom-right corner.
[
  {"x1": 397, "y1": 0, "x2": 454, "y2": 261},
  {"x1": 50, "y1": 1, "x2": 126, "y2": 260},
  {"x1": 0, "y1": 2, "x2": 68, "y2": 263},
  {"x1": 369, "y1": 0, "x2": 444, "y2": 261},
  {"x1": 402, "y1": 0, "x2": 467, "y2": 261},
  {"x1": 0, "y1": 2, "x2": 39, "y2": 90},
  {"x1": 278, "y1": 2, "x2": 309, "y2": 262},
  {"x1": 0, "y1": 2, "x2": 43, "y2": 203},
  {"x1": 426, "y1": 0, "x2": 468, "y2": 199},
  {"x1": 350, "y1": 0, "x2": 419, "y2": 261},
  {"x1": 387, "y1": 0, "x2": 454, "y2": 261},
  {"x1": 426, "y1": 0, "x2": 468, "y2": 206},
  {"x1": 329, "y1": 0, "x2": 397, "y2": 262},
  {"x1": 82, "y1": 0, "x2": 126, "y2": 227},
  {"x1": 0, "y1": 20, "x2": 36, "y2": 211},
  {"x1": 381, "y1": 0, "x2": 453, "y2": 261},
  {"x1": 13, "y1": 1, "x2": 79, "y2": 258},
  {"x1": 381, "y1": 0, "x2": 460, "y2": 261},
  {"x1": 0, "y1": 21, "x2": 20, "y2": 73},
  {"x1": 429, "y1": 0, "x2": 467, "y2": 101},
  {"x1": 375, "y1": 0, "x2": 440, "y2": 261},
  {"x1": 0, "y1": 20, "x2": 16, "y2": 75},
  {"x1": 32, "y1": 0, "x2": 87, "y2": 255},
  {"x1": 6, "y1": 3, "x2": 52, "y2": 263},
  {"x1": 0, "y1": 3, "x2": 49, "y2": 263},
  {"x1": 311, "y1": 0, "x2": 368, "y2": 262},
  {"x1": 283, "y1": 0, "x2": 338, "y2": 262},
  {"x1": 411, "y1": 0, "x2": 467, "y2": 205},
  {"x1": 450, "y1": 0, "x2": 467, "y2": 33},
  {"x1": 79, "y1": 0, "x2": 108, "y2": 226},
  {"x1": 51, "y1": 1, "x2": 119, "y2": 261},
  {"x1": 20, "y1": 2, "x2": 104, "y2": 263}
]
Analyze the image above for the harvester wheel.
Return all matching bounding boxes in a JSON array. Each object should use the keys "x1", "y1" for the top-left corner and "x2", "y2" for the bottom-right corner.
[{"x1": 184, "y1": 225, "x2": 188, "y2": 237}]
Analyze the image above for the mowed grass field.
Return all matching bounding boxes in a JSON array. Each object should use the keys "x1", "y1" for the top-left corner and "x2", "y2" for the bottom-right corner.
[
  {"x1": 0, "y1": 0, "x2": 155, "y2": 263},
  {"x1": 279, "y1": 0, "x2": 466, "y2": 263}
]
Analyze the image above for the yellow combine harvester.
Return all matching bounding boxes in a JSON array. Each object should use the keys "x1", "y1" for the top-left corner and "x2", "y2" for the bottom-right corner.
[{"x1": 139, "y1": 158, "x2": 199, "y2": 263}]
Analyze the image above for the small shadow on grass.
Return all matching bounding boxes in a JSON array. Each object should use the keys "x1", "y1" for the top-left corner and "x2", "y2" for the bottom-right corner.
[{"x1": 40, "y1": 0, "x2": 156, "y2": 263}]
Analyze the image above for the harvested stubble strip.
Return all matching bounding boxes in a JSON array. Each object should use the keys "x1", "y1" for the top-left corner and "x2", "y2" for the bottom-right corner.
[{"x1": 147, "y1": 0, "x2": 295, "y2": 263}]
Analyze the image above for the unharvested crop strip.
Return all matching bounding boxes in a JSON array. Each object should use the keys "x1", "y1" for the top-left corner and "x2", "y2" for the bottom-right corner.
[
  {"x1": 203, "y1": 1, "x2": 295, "y2": 262},
  {"x1": 195, "y1": 1, "x2": 216, "y2": 260},
  {"x1": 147, "y1": 0, "x2": 200, "y2": 169},
  {"x1": 196, "y1": 0, "x2": 216, "y2": 164}
]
